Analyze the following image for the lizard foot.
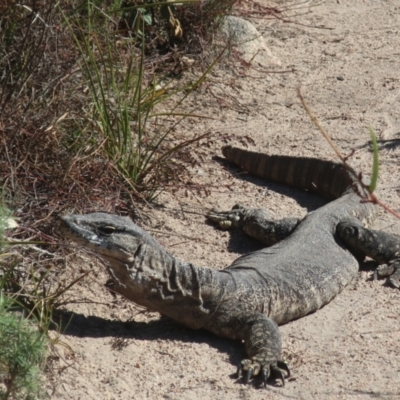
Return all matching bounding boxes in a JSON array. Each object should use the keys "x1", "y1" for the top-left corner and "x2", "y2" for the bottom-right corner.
[
  {"x1": 374, "y1": 261, "x2": 400, "y2": 289},
  {"x1": 337, "y1": 220, "x2": 400, "y2": 289},
  {"x1": 237, "y1": 358, "x2": 290, "y2": 387},
  {"x1": 241, "y1": 315, "x2": 290, "y2": 387},
  {"x1": 207, "y1": 204, "x2": 272, "y2": 230}
]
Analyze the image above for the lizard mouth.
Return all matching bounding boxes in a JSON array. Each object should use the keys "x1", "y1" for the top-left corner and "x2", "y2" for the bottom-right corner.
[{"x1": 61, "y1": 215, "x2": 101, "y2": 246}]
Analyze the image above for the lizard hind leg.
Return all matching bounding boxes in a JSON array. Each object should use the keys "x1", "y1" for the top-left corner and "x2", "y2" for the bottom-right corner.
[{"x1": 336, "y1": 219, "x2": 400, "y2": 289}]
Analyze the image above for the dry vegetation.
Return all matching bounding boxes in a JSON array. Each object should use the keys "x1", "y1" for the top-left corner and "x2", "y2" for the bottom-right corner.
[
  {"x1": 0, "y1": 0, "x2": 283, "y2": 397},
  {"x1": 0, "y1": 0, "x2": 235, "y2": 222},
  {"x1": 2, "y1": 1, "x2": 398, "y2": 398}
]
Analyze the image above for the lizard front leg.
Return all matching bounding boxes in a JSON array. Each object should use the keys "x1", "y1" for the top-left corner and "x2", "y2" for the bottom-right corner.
[
  {"x1": 208, "y1": 204, "x2": 301, "y2": 246},
  {"x1": 337, "y1": 219, "x2": 400, "y2": 288},
  {"x1": 237, "y1": 313, "x2": 290, "y2": 386}
]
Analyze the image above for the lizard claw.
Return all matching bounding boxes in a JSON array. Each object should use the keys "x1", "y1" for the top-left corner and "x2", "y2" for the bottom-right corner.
[
  {"x1": 261, "y1": 366, "x2": 270, "y2": 387},
  {"x1": 207, "y1": 204, "x2": 247, "y2": 230},
  {"x1": 236, "y1": 364, "x2": 243, "y2": 378},
  {"x1": 237, "y1": 359, "x2": 260, "y2": 384},
  {"x1": 277, "y1": 360, "x2": 291, "y2": 378},
  {"x1": 245, "y1": 367, "x2": 253, "y2": 384},
  {"x1": 237, "y1": 358, "x2": 289, "y2": 387},
  {"x1": 271, "y1": 365, "x2": 286, "y2": 387},
  {"x1": 208, "y1": 204, "x2": 274, "y2": 231}
]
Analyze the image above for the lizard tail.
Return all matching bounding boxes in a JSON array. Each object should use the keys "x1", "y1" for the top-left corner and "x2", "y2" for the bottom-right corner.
[{"x1": 222, "y1": 146, "x2": 353, "y2": 199}]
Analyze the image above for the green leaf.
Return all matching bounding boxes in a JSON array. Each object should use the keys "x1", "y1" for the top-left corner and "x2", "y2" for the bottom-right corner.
[{"x1": 138, "y1": 8, "x2": 152, "y2": 26}]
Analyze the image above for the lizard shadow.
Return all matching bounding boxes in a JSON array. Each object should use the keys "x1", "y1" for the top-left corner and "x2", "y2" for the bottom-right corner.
[
  {"x1": 214, "y1": 155, "x2": 329, "y2": 213},
  {"x1": 377, "y1": 137, "x2": 400, "y2": 151},
  {"x1": 212, "y1": 156, "x2": 329, "y2": 255},
  {"x1": 56, "y1": 309, "x2": 255, "y2": 383},
  {"x1": 355, "y1": 136, "x2": 400, "y2": 152}
]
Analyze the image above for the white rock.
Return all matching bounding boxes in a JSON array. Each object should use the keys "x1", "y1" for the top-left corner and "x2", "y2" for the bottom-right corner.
[{"x1": 221, "y1": 16, "x2": 280, "y2": 66}]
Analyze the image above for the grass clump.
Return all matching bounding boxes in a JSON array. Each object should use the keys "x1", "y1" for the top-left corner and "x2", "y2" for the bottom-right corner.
[
  {"x1": 0, "y1": 294, "x2": 47, "y2": 400},
  {"x1": 0, "y1": 207, "x2": 47, "y2": 400},
  {"x1": 0, "y1": 0, "x2": 241, "y2": 214},
  {"x1": 63, "y1": 1, "x2": 224, "y2": 199}
]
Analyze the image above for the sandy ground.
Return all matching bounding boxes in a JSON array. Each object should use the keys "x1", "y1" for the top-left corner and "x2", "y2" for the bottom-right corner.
[{"x1": 48, "y1": 1, "x2": 400, "y2": 399}]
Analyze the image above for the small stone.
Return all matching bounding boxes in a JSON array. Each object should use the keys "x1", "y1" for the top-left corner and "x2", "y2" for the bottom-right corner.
[{"x1": 221, "y1": 16, "x2": 281, "y2": 66}]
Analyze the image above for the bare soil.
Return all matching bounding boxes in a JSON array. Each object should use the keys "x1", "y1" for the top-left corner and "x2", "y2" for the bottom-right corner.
[{"x1": 48, "y1": 1, "x2": 400, "y2": 399}]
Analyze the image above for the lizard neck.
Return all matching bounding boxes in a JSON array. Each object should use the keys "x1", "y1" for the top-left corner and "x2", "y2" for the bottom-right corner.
[{"x1": 105, "y1": 240, "x2": 219, "y2": 322}]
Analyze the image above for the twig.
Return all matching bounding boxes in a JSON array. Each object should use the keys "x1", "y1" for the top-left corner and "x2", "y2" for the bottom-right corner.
[{"x1": 297, "y1": 87, "x2": 400, "y2": 220}]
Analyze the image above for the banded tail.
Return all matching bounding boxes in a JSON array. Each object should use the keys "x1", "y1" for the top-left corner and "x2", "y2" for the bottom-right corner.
[{"x1": 222, "y1": 146, "x2": 353, "y2": 199}]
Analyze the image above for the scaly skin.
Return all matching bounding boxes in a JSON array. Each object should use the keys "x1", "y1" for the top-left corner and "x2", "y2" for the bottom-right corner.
[
  {"x1": 60, "y1": 146, "x2": 399, "y2": 387},
  {"x1": 337, "y1": 219, "x2": 400, "y2": 288}
]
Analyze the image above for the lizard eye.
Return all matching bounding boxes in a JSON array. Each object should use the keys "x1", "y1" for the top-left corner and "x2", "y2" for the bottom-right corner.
[{"x1": 99, "y1": 225, "x2": 116, "y2": 235}]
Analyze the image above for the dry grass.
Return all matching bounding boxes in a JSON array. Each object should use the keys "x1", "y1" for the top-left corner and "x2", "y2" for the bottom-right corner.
[
  {"x1": 0, "y1": 1, "x2": 253, "y2": 344},
  {"x1": 0, "y1": 0, "x2": 288, "y2": 230},
  {"x1": 0, "y1": 0, "x2": 293, "y2": 395},
  {"x1": 0, "y1": 1, "x2": 245, "y2": 231}
]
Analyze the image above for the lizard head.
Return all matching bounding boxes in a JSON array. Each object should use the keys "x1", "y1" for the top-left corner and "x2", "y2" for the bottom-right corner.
[
  {"x1": 61, "y1": 213, "x2": 177, "y2": 304},
  {"x1": 60, "y1": 213, "x2": 161, "y2": 266}
]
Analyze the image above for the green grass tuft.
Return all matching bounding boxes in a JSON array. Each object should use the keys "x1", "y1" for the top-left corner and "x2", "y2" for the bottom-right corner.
[{"x1": 0, "y1": 294, "x2": 47, "y2": 400}]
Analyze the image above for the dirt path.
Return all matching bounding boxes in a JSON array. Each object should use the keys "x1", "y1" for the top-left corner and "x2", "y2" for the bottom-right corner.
[{"x1": 50, "y1": 1, "x2": 400, "y2": 399}]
